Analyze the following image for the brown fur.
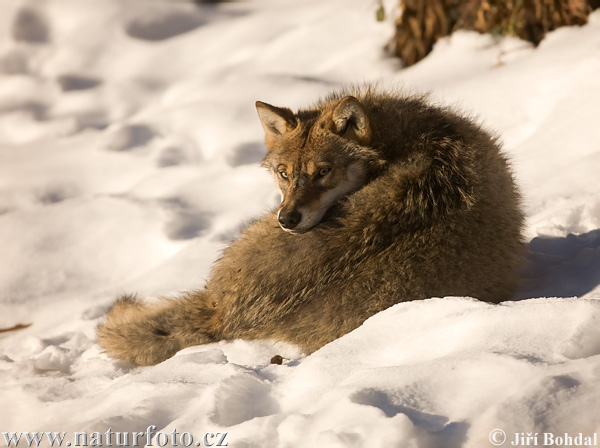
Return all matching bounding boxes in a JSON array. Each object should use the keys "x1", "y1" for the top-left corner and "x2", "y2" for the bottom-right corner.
[{"x1": 97, "y1": 87, "x2": 524, "y2": 366}]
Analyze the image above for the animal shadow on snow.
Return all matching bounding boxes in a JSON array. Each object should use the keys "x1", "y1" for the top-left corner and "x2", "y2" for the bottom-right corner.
[{"x1": 514, "y1": 228, "x2": 600, "y2": 299}]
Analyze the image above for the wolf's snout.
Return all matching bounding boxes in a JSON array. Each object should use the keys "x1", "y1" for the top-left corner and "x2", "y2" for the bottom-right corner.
[{"x1": 278, "y1": 210, "x2": 302, "y2": 230}]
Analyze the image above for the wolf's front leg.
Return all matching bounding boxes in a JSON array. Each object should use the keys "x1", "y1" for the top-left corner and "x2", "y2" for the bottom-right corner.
[{"x1": 97, "y1": 292, "x2": 219, "y2": 366}]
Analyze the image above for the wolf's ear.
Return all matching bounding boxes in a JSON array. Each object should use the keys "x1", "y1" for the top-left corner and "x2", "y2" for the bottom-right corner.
[
  {"x1": 332, "y1": 96, "x2": 372, "y2": 146},
  {"x1": 256, "y1": 101, "x2": 297, "y2": 143}
]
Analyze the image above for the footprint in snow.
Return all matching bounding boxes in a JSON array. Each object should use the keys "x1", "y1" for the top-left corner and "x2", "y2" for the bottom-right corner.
[
  {"x1": 162, "y1": 198, "x2": 213, "y2": 241},
  {"x1": 106, "y1": 124, "x2": 157, "y2": 152},
  {"x1": 12, "y1": 7, "x2": 50, "y2": 44},
  {"x1": 125, "y1": 11, "x2": 205, "y2": 41},
  {"x1": 57, "y1": 75, "x2": 102, "y2": 92}
]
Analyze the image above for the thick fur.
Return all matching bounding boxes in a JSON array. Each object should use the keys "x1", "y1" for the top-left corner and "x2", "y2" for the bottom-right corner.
[{"x1": 97, "y1": 87, "x2": 524, "y2": 366}]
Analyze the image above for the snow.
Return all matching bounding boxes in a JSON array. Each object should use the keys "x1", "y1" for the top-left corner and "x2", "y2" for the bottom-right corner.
[{"x1": 1, "y1": 0, "x2": 600, "y2": 446}]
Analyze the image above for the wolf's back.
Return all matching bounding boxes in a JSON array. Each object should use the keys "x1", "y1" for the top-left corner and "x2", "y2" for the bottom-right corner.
[{"x1": 341, "y1": 89, "x2": 524, "y2": 301}]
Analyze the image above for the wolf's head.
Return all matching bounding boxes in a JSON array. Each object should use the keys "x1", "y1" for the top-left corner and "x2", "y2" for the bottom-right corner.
[{"x1": 256, "y1": 96, "x2": 385, "y2": 234}]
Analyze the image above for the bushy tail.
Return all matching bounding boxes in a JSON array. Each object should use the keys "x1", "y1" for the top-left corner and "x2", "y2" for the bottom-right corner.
[{"x1": 97, "y1": 293, "x2": 218, "y2": 366}]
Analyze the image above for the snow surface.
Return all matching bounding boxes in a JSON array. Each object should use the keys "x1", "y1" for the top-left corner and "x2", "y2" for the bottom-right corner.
[{"x1": 1, "y1": 0, "x2": 600, "y2": 446}]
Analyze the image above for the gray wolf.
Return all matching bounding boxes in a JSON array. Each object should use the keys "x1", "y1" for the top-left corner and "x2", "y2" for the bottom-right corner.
[{"x1": 97, "y1": 87, "x2": 524, "y2": 366}]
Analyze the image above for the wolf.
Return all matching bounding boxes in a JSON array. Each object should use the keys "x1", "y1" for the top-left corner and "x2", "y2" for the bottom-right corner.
[{"x1": 97, "y1": 87, "x2": 524, "y2": 366}]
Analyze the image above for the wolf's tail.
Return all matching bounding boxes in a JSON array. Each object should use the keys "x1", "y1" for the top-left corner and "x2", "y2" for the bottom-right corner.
[{"x1": 97, "y1": 293, "x2": 217, "y2": 366}]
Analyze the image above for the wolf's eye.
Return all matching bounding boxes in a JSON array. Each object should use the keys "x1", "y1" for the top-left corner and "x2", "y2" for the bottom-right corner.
[
  {"x1": 279, "y1": 171, "x2": 288, "y2": 180},
  {"x1": 318, "y1": 168, "x2": 330, "y2": 177}
]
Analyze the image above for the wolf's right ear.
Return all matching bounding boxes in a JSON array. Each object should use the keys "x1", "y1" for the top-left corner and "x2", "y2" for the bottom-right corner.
[{"x1": 256, "y1": 101, "x2": 297, "y2": 145}]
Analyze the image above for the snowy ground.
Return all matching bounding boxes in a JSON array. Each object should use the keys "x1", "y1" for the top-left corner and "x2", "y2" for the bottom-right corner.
[{"x1": 1, "y1": 0, "x2": 600, "y2": 446}]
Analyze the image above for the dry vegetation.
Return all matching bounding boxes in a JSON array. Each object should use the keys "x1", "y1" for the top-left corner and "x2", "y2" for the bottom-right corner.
[{"x1": 394, "y1": 0, "x2": 600, "y2": 66}]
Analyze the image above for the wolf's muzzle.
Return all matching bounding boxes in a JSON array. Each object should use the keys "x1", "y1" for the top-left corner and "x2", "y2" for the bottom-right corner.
[{"x1": 278, "y1": 210, "x2": 302, "y2": 231}]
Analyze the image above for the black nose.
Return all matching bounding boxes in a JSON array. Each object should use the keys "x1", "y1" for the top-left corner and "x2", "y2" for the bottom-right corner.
[{"x1": 278, "y1": 210, "x2": 302, "y2": 230}]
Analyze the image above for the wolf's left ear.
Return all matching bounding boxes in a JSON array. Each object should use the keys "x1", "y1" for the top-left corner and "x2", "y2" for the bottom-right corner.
[
  {"x1": 256, "y1": 101, "x2": 297, "y2": 145},
  {"x1": 332, "y1": 96, "x2": 372, "y2": 146}
]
